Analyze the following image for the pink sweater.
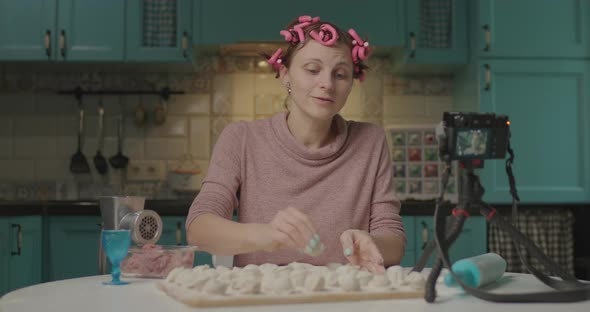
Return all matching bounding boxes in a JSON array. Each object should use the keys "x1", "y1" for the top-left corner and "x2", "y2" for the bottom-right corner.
[{"x1": 186, "y1": 112, "x2": 405, "y2": 267}]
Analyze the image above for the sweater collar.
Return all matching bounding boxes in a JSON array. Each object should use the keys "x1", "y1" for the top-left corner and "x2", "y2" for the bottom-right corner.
[{"x1": 271, "y1": 111, "x2": 349, "y2": 161}]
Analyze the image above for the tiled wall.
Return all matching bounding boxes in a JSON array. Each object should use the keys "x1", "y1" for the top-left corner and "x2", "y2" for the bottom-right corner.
[{"x1": 0, "y1": 56, "x2": 453, "y2": 200}]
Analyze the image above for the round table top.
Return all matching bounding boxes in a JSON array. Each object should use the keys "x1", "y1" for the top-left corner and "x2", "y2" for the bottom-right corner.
[{"x1": 2, "y1": 272, "x2": 589, "y2": 312}]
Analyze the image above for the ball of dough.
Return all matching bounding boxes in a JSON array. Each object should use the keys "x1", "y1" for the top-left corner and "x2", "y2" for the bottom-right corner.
[
  {"x1": 338, "y1": 272, "x2": 360, "y2": 291},
  {"x1": 303, "y1": 272, "x2": 325, "y2": 292},
  {"x1": 165, "y1": 267, "x2": 185, "y2": 283}
]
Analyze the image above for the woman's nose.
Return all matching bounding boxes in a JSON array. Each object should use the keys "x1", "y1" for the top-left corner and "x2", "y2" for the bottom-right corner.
[{"x1": 318, "y1": 73, "x2": 334, "y2": 90}]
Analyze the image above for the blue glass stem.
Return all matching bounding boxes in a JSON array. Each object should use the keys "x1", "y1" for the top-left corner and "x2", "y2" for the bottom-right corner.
[{"x1": 111, "y1": 262, "x2": 121, "y2": 283}]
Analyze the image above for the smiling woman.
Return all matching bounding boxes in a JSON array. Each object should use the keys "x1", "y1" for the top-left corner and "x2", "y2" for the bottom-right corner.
[{"x1": 185, "y1": 15, "x2": 405, "y2": 274}]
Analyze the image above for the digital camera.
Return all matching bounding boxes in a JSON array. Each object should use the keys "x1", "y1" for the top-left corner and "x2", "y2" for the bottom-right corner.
[{"x1": 440, "y1": 112, "x2": 510, "y2": 160}]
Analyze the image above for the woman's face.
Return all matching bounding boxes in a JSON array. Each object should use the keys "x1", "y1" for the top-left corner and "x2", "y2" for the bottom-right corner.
[{"x1": 281, "y1": 40, "x2": 354, "y2": 122}]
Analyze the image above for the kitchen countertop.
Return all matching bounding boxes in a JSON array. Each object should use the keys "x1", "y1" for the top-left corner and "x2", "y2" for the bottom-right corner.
[
  {"x1": 2, "y1": 272, "x2": 589, "y2": 312},
  {"x1": 0, "y1": 199, "x2": 454, "y2": 217}
]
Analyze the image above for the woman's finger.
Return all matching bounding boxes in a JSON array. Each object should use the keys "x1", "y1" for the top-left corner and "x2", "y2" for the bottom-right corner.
[
  {"x1": 272, "y1": 217, "x2": 305, "y2": 248},
  {"x1": 286, "y1": 207, "x2": 318, "y2": 243}
]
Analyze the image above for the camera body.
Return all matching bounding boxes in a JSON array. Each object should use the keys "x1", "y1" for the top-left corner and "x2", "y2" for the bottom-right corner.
[{"x1": 440, "y1": 112, "x2": 510, "y2": 160}]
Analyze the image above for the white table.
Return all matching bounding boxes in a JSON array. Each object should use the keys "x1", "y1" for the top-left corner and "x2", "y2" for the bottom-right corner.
[{"x1": 1, "y1": 273, "x2": 589, "y2": 312}]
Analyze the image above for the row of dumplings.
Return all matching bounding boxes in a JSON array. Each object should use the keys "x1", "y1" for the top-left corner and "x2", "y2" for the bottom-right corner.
[{"x1": 164, "y1": 262, "x2": 426, "y2": 296}]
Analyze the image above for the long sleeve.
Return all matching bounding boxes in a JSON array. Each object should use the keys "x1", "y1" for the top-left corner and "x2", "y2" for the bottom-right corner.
[
  {"x1": 369, "y1": 130, "x2": 406, "y2": 247},
  {"x1": 185, "y1": 123, "x2": 244, "y2": 229}
]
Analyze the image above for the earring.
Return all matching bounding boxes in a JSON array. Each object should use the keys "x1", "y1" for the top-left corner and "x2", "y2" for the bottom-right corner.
[{"x1": 286, "y1": 82, "x2": 291, "y2": 94}]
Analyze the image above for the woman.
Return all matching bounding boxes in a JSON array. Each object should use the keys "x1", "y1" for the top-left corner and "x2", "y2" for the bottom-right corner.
[{"x1": 186, "y1": 16, "x2": 405, "y2": 274}]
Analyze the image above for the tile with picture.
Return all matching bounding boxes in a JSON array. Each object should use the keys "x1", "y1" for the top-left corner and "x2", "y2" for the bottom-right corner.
[
  {"x1": 423, "y1": 180, "x2": 439, "y2": 194},
  {"x1": 390, "y1": 131, "x2": 406, "y2": 146},
  {"x1": 408, "y1": 132, "x2": 422, "y2": 145},
  {"x1": 424, "y1": 147, "x2": 438, "y2": 161},
  {"x1": 394, "y1": 180, "x2": 406, "y2": 194},
  {"x1": 393, "y1": 164, "x2": 406, "y2": 177},
  {"x1": 423, "y1": 131, "x2": 436, "y2": 145},
  {"x1": 424, "y1": 163, "x2": 439, "y2": 177},
  {"x1": 409, "y1": 164, "x2": 422, "y2": 178},
  {"x1": 408, "y1": 148, "x2": 422, "y2": 161},
  {"x1": 392, "y1": 148, "x2": 406, "y2": 161},
  {"x1": 408, "y1": 180, "x2": 422, "y2": 194}
]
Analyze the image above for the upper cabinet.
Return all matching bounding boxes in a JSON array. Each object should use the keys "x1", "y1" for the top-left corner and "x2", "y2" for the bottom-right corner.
[
  {"x1": 402, "y1": 0, "x2": 468, "y2": 65},
  {"x1": 57, "y1": 0, "x2": 125, "y2": 61},
  {"x1": 0, "y1": 0, "x2": 193, "y2": 62},
  {"x1": 477, "y1": 0, "x2": 590, "y2": 58},
  {"x1": 198, "y1": 0, "x2": 404, "y2": 46},
  {"x1": 479, "y1": 60, "x2": 590, "y2": 204},
  {"x1": 0, "y1": 0, "x2": 57, "y2": 60},
  {"x1": 126, "y1": 0, "x2": 193, "y2": 62},
  {"x1": 0, "y1": 0, "x2": 124, "y2": 61}
]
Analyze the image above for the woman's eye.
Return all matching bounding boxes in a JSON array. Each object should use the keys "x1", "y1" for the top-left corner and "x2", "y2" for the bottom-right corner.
[
  {"x1": 335, "y1": 72, "x2": 349, "y2": 79},
  {"x1": 306, "y1": 68, "x2": 319, "y2": 74}
]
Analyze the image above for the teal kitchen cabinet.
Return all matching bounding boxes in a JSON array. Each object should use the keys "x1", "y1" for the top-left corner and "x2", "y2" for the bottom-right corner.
[
  {"x1": 414, "y1": 216, "x2": 487, "y2": 268},
  {"x1": 400, "y1": 216, "x2": 416, "y2": 267},
  {"x1": 56, "y1": 0, "x2": 125, "y2": 61},
  {"x1": 0, "y1": 0, "x2": 125, "y2": 61},
  {"x1": 160, "y1": 216, "x2": 212, "y2": 266},
  {"x1": 0, "y1": 216, "x2": 42, "y2": 296},
  {"x1": 402, "y1": 0, "x2": 468, "y2": 65},
  {"x1": 478, "y1": 60, "x2": 590, "y2": 204},
  {"x1": 47, "y1": 216, "x2": 102, "y2": 281},
  {"x1": 0, "y1": 0, "x2": 57, "y2": 60},
  {"x1": 126, "y1": 0, "x2": 193, "y2": 62},
  {"x1": 198, "y1": 0, "x2": 404, "y2": 46},
  {"x1": 477, "y1": 0, "x2": 590, "y2": 59}
]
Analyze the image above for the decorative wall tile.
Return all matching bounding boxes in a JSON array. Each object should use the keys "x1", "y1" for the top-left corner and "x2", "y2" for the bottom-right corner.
[
  {"x1": 0, "y1": 160, "x2": 35, "y2": 180},
  {"x1": 425, "y1": 96, "x2": 454, "y2": 118},
  {"x1": 144, "y1": 116, "x2": 188, "y2": 137},
  {"x1": 168, "y1": 94, "x2": 210, "y2": 115},
  {"x1": 0, "y1": 117, "x2": 11, "y2": 136},
  {"x1": 211, "y1": 116, "x2": 231, "y2": 148},
  {"x1": 231, "y1": 74, "x2": 255, "y2": 116},
  {"x1": 0, "y1": 138, "x2": 12, "y2": 159},
  {"x1": 255, "y1": 94, "x2": 275, "y2": 115},
  {"x1": 13, "y1": 116, "x2": 57, "y2": 136},
  {"x1": 144, "y1": 138, "x2": 187, "y2": 159},
  {"x1": 212, "y1": 75, "x2": 232, "y2": 115},
  {"x1": 383, "y1": 76, "x2": 424, "y2": 96},
  {"x1": 36, "y1": 94, "x2": 78, "y2": 115},
  {"x1": 35, "y1": 159, "x2": 72, "y2": 180},
  {"x1": 14, "y1": 137, "x2": 57, "y2": 159},
  {"x1": 254, "y1": 74, "x2": 283, "y2": 95},
  {"x1": 340, "y1": 82, "x2": 362, "y2": 117},
  {"x1": 189, "y1": 117, "x2": 210, "y2": 159},
  {"x1": 3, "y1": 73, "x2": 35, "y2": 92},
  {"x1": 383, "y1": 95, "x2": 426, "y2": 118},
  {"x1": 425, "y1": 76, "x2": 453, "y2": 96},
  {"x1": 0, "y1": 94, "x2": 35, "y2": 114}
]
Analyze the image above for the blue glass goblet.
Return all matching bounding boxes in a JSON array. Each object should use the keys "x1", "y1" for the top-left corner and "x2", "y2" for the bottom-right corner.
[{"x1": 101, "y1": 229, "x2": 131, "y2": 285}]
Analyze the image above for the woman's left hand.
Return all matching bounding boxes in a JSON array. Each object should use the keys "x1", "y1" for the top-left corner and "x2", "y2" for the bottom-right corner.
[{"x1": 340, "y1": 229, "x2": 385, "y2": 274}]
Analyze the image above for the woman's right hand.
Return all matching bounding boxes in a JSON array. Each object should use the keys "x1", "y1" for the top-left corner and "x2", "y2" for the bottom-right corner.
[{"x1": 258, "y1": 206, "x2": 319, "y2": 253}]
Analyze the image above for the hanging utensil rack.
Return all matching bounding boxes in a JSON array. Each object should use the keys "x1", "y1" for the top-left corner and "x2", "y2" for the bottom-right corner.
[{"x1": 58, "y1": 86, "x2": 184, "y2": 101}]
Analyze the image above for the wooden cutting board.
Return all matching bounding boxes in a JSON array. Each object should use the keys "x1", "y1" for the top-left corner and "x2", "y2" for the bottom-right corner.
[{"x1": 157, "y1": 281, "x2": 424, "y2": 308}]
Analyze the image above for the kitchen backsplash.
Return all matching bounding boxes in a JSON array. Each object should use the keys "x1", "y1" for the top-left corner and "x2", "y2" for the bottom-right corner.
[{"x1": 0, "y1": 56, "x2": 454, "y2": 200}]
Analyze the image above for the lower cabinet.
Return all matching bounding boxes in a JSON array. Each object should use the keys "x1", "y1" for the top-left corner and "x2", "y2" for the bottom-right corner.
[
  {"x1": 47, "y1": 216, "x2": 102, "y2": 281},
  {"x1": 401, "y1": 215, "x2": 487, "y2": 268},
  {"x1": 0, "y1": 216, "x2": 43, "y2": 296}
]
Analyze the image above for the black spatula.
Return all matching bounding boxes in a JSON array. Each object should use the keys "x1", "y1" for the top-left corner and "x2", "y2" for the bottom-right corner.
[
  {"x1": 70, "y1": 98, "x2": 90, "y2": 174},
  {"x1": 109, "y1": 115, "x2": 129, "y2": 169}
]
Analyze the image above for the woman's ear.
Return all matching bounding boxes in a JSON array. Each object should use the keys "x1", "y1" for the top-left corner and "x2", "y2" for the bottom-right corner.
[{"x1": 279, "y1": 65, "x2": 289, "y2": 86}]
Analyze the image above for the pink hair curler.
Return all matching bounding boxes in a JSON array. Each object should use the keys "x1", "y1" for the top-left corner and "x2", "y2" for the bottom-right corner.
[
  {"x1": 267, "y1": 48, "x2": 283, "y2": 71},
  {"x1": 310, "y1": 24, "x2": 339, "y2": 46}
]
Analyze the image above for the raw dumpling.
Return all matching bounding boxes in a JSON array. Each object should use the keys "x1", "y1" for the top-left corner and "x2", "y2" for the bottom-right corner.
[
  {"x1": 386, "y1": 265, "x2": 405, "y2": 287},
  {"x1": 338, "y1": 272, "x2": 360, "y2": 291},
  {"x1": 303, "y1": 272, "x2": 325, "y2": 292}
]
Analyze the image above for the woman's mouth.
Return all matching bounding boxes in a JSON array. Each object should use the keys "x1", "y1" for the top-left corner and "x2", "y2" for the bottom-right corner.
[{"x1": 313, "y1": 96, "x2": 334, "y2": 104}]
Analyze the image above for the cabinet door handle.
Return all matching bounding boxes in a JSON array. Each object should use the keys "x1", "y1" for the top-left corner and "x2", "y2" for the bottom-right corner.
[
  {"x1": 409, "y1": 32, "x2": 416, "y2": 58},
  {"x1": 44, "y1": 30, "x2": 51, "y2": 56},
  {"x1": 484, "y1": 64, "x2": 491, "y2": 91},
  {"x1": 182, "y1": 31, "x2": 188, "y2": 58},
  {"x1": 176, "y1": 222, "x2": 182, "y2": 245},
  {"x1": 11, "y1": 224, "x2": 22, "y2": 256},
  {"x1": 421, "y1": 221, "x2": 428, "y2": 250},
  {"x1": 483, "y1": 24, "x2": 491, "y2": 52},
  {"x1": 97, "y1": 223, "x2": 104, "y2": 274},
  {"x1": 59, "y1": 30, "x2": 66, "y2": 58}
]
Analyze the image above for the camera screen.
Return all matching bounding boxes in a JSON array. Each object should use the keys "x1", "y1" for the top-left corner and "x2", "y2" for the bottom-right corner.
[{"x1": 455, "y1": 129, "x2": 490, "y2": 158}]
